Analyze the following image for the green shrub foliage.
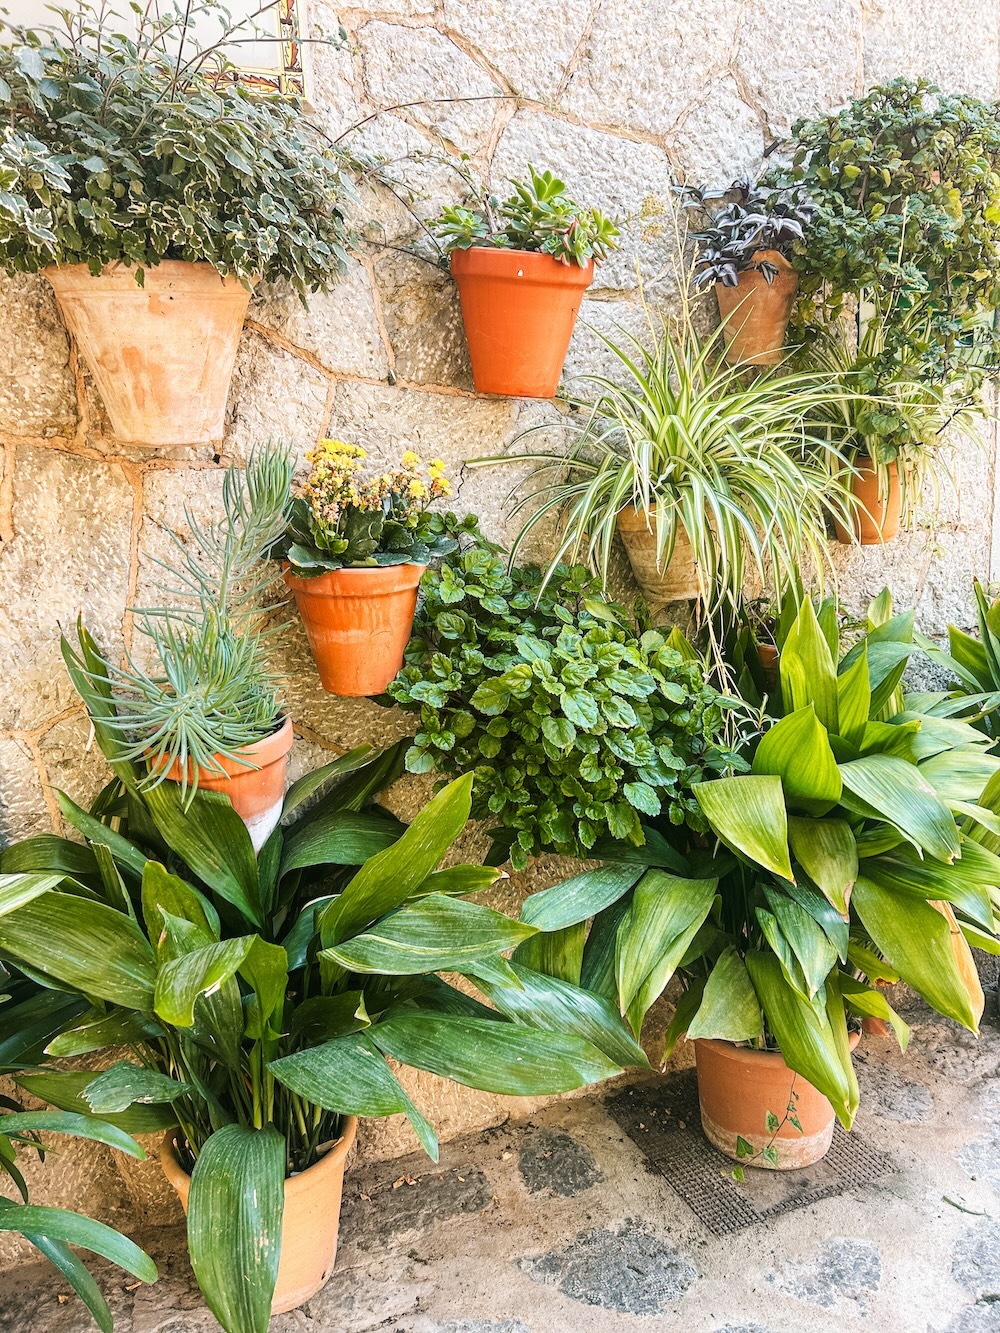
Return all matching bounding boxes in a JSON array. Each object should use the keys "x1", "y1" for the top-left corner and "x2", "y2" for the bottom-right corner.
[{"x1": 387, "y1": 534, "x2": 732, "y2": 869}]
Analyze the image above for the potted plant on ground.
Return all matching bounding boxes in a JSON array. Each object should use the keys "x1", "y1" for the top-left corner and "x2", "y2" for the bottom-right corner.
[
  {"x1": 471, "y1": 276, "x2": 855, "y2": 630},
  {"x1": 0, "y1": 1098, "x2": 157, "y2": 1330},
  {"x1": 430, "y1": 165, "x2": 619, "y2": 397},
  {"x1": 276, "y1": 441, "x2": 463, "y2": 697},
  {"x1": 69, "y1": 447, "x2": 294, "y2": 849},
  {"x1": 387, "y1": 523, "x2": 738, "y2": 869},
  {"x1": 0, "y1": 647, "x2": 638, "y2": 1333},
  {"x1": 683, "y1": 179, "x2": 814, "y2": 365},
  {"x1": 611, "y1": 592, "x2": 1000, "y2": 1168},
  {"x1": 0, "y1": 3, "x2": 359, "y2": 445}
]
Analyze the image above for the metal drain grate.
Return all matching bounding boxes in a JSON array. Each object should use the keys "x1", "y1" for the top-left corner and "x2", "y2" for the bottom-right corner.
[{"x1": 605, "y1": 1071, "x2": 894, "y2": 1236}]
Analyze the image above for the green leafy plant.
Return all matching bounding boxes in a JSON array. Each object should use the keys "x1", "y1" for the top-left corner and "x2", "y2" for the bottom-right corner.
[
  {"x1": 768, "y1": 78, "x2": 1000, "y2": 383},
  {"x1": 606, "y1": 590, "x2": 1000, "y2": 1128},
  {"x1": 431, "y1": 164, "x2": 619, "y2": 266},
  {"x1": 69, "y1": 446, "x2": 292, "y2": 796},
  {"x1": 0, "y1": 1097, "x2": 156, "y2": 1331},
  {"x1": 681, "y1": 179, "x2": 815, "y2": 287},
  {"x1": 386, "y1": 530, "x2": 737, "y2": 870},
  {"x1": 472, "y1": 283, "x2": 855, "y2": 623},
  {"x1": 0, "y1": 629, "x2": 640, "y2": 1333},
  {"x1": 275, "y1": 439, "x2": 461, "y2": 577},
  {"x1": 0, "y1": 2, "x2": 363, "y2": 297},
  {"x1": 917, "y1": 578, "x2": 1000, "y2": 741}
]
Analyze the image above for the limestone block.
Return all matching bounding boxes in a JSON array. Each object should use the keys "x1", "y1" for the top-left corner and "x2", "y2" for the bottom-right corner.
[
  {"x1": 133, "y1": 467, "x2": 228, "y2": 616},
  {"x1": 304, "y1": 8, "x2": 367, "y2": 138},
  {"x1": 251, "y1": 262, "x2": 390, "y2": 380},
  {"x1": 561, "y1": 0, "x2": 740, "y2": 136},
  {"x1": 0, "y1": 447, "x2": 132, "y2": 732},
  {"x1": 373, "y1": 249, "x2": 472, "y2": 389},
  {"x1": 441, "y1": 0, "x2": 591, "y2": 101},
  {"x1": 0, "y1": 273, "x2": 76, "y2": 437},
  {"x1": 736, "y1": 0, "x2": 863, "y2": 135},
  {"x1": 491, "y1": 112, "x2": 676, "y2": 292},
  {"x1": 669, "y1": 75, "x2": 767, "y2": 187},
  {"x1": 38, "y1": 710, "x2": 110, "y2": 821},
  {"x1": 862, "y1": 0, "x2": 1000, "y2": 97},
  {"x1": 561, "y1": 295, "x2": 657, "y2": 387},
  {"x1": 357, "y1": 22, "x2": 501, "y2": 154},
  {"x1": 225, "y1": 330, "x2": 331, "y2": 464},
  {"x1": 0, "y1": 736, "x2": 49, "y2": 842}
]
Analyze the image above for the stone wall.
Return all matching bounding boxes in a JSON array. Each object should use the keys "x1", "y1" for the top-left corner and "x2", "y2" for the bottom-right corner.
[{"x1": 2, "y1": 0, "x2": 1000, "y2": 1262}]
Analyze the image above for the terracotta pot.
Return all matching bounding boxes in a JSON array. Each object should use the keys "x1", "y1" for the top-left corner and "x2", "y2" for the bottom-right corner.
[
  {"x1": 757, "y1": 642, "x2": 780, "y2": 689},
  {"x1": 160, "y1": 1117, "x2": 357, "y2": 1315},
  {"x1": 450, "y1": 246, "x2": 594, "y2": 397},
  {"x1": 834, "y1": 457, "x2": 901, "y2": 545},
  {"x1": 715, "y1": 250, "x2": 799, "y2": 367},
  {"x1": 155, "y1": 715, "x2": 293, "y2": 853},
  {"x1": 694, "y1": 1031, "x2": 861, "y2": 1170},
  {"x1": 285, "y1": 563, "x2": 425, "y2": 696},
  {"x1": 616, "y1": 505, "x2": 701, "y2": 609},
  {"x1": 44, "y1": 261, "x2": 252, "y2": 445}
]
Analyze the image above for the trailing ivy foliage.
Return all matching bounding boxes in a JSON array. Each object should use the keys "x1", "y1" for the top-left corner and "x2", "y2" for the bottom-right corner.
[
  {"x1": 387, "y1": 533, "x2": 736, "y2": 869},
  {"x1": 768, "y1": 78, "x2": 1000, "y2": 382},
  {"x1": 0, "y1": 4, "x2": 361, "y2": 296}
]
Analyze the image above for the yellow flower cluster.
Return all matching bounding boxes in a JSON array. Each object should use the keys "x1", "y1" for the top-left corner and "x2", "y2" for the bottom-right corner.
[{"x1": 300, "y1": 440, "x2": 453, "y2": 535}]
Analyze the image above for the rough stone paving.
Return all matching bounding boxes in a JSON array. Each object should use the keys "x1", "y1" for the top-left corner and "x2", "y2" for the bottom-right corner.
[
  {"x1": 3, "y1": 0, "x2": 1000, "y2": 1286},
  {"x1": 1, "y1": 996, "x2": 999, "y2": 1332}
]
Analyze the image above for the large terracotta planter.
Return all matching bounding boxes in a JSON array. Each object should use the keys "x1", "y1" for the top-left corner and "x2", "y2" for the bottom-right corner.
[
  {"x1": 44, "y1": 260, "x2": 252, "y2": 445},
  {"x1": 155, "y1": 715, "x2": 292, "y2": 853},
  {"x1": 285, "y1": 563, "x2": 425, "y2": 697},
  {"x1": 834, "y1": 457, "x2": 901, "y2": 545},
  {"x1": 694, "y1": 1032, "x2": 861, "y2": 1170},
  {"x1": 450, "y1": 246, "x2": 594, "y2": 397},
  {"x1": 715, "y1": 250, "x2": 799, "y2": 367},
  {"x1": 616, "y1": 504, "x2": 701, "y2": 610},
  {"x1": 160, "y1": 1117, "x2": 357, "y2": 1315}
]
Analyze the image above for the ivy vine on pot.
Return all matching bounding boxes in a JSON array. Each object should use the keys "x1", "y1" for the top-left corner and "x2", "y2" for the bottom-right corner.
[
  {"x1": 273, "y1": 440, "x2": 469, "y2": 697},
  {"x1": 431, "y1": 165, "x2": 619, "y2": 397},
  {"x1": 0, "y1": 3, "x2": 361, "y2": 444}
]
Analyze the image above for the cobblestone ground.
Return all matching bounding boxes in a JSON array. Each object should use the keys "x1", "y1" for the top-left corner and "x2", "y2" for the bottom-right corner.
[{"x1": 2, "y1": 992, "x2": 999, "y2": 1333}]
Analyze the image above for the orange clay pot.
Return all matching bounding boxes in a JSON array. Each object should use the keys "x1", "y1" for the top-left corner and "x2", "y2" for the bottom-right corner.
[
  {"x1": 155, "y1": 715, "x2": 292, "y2": 854},
  {"x1": 44, "y1": 261, "x2": 252, "y2": 445},
  {"x1": 715, "y1": 250, "x2": 799, "y2": 367},
  {"x1": 450, "y1": 246, "x2": 594, "y2": 397},
  {"x1": 694, "y1": 1031, "x2": 861, "y2": 1170},
  {"x1": 284, "y1": 563, "x2": 425, "y2": 697},
  {"x1": 160, "y1": 1117, "x2": 357, "y2": 1315},
  {"x1": 756, "y1": 642, "x2": 780, "y2": 689},
  {"x1": 834, "y1": 457, "x2": 901, "y2": 545}
]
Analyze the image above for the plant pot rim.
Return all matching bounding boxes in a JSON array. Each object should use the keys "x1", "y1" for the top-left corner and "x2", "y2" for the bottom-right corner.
[
  {"x1": 695, "y1": 1030, "x2": 861, "y2": 1067},
  {"x1": 160, "y1": 1116, "x2": 358, "y2": 1194},
  {"x1": 150, "y1": 713, "x2": 293, "y2": 784},
  {"x1": 43, "y1": 259, "x2": 256, "y2": 289},
  {"x1": 450, "y1": 245, "x2": 595, "y2": 277},
  {"x1": 283, "y1": 561, "x2": 427, "y2": 593}
]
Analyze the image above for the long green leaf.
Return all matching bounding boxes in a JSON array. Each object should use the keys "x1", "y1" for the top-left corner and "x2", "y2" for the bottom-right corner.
[
  {"x1": 839, "y1": 755, "x2": 960, "y2": 862},
  {"x1": 0, "y1": 1198, "x2": 156, "y2": 1282},
  {"x1": 18, "y1": 1232, "x2": 114, "y2": 1333},
  {"x1": 16, "y1": 1072, "x2": 179, "y2": 1134},
  {"x1": 762, "y1": 884, "x2": 838, "y2": 999},
  {"x1": 752, "y1": 705, "x2": 842, "y2": 815},
  {"x1": 0, "y1": 1110, "x2": 146, "y2": 1159},
  {"x1": 694, "y1": 775, "x2": 794, "y2": 881},
  {"x1": 320, "y1": 774, "x2": 473, "y2": 945},
  {"x1": 280, "y1": 745, "x2": 375, "y2": 822},
  {"x1": 56, "y1": 792, "x2": 149, "y2": 882},
  {"x1": 519, "y1": 864, "x2": 643, "y2": 932},
  {"x1": 0, "y1": 835, "x2": 100, "y2": 882},
  {"x1": 279, "y1": 810, "x2": 406, "y2": 878},
  {"x1": 780, "y1": 598, "x2": 839, "y2": 732},
  {"x1": 188, "y1": 1125, "x2": 284, "y2": 1333},
  {"x1": 370, "y1": 1012, "x2": 621, "y2": 1094},
  {"x1": 787, "y1": 816, "x2": 857, "y2": 917},
  {"x1": 686, "y1": 946, "x2": 762, "y2": 1043},
  {"x1": 82, "y1": 1062, "x2": 191, "y2": 1115},
  {"x1": 155, "y1": 937, "x2": 256, "y2": 1027}
]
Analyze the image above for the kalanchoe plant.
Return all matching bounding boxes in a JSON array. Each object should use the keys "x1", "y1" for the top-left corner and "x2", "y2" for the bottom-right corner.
[
  {"x1": 387, "y1": 529, "x2": 738, "y2": 870},
  {"x1": 0, "y1": 1, "x2": 363, "y2": 297},
  {"x1": 681, "y1": 179, "x2": 815, "y2": 287},
  {"x1": 276, "y1": 440, "x2": 461, "y2": 576},
  {"x1": 431, "y1": 164, "x2": 620, "y2": 266}
]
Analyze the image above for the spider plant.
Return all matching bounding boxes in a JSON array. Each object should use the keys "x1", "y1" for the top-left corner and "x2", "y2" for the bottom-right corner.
[
  {"x1": 472, "y1": 288, "x2": 855, "y2": 628},
  {"x1": 70, "y1": 446, "x2": 293, "y2": 797}
]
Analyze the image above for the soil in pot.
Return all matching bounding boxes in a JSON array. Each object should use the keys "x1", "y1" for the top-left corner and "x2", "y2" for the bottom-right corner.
[
  {"x1": 284, "y1": 563, "x2": 425, "y2": 697},
  {"x1": 450, "y1": 247, "x2": 594, "y2": 397},
  {"x1": 160, "y1": 1116, "x2": 358, "y2": 1315},
  {"x1": 155, "y1": 714, "x2": 293, "y2": 853},
  {"x1": 44, "y1": 260, "x2": 252, "y2": 446},
  {"x1": 694, "y1": 1032, "x2": 861, "y2": 1170},
  {"x1": 834, "y1": 457, "x2": 902, "y2": 545},
  {"x1": 715, "y1": 250, "x2": 799, "y2": 367},
  {"x1": 616, "y1": 505, "x2": 701, "y2": 610}
]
